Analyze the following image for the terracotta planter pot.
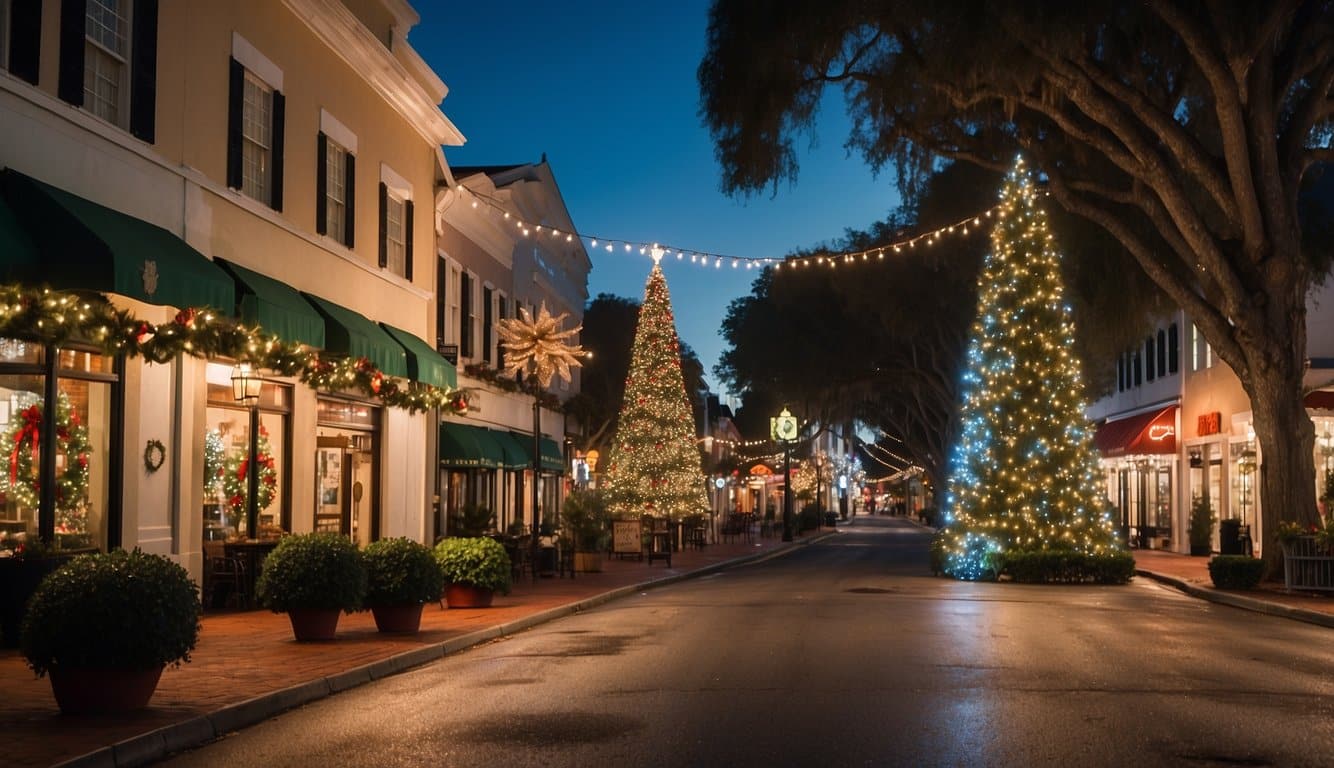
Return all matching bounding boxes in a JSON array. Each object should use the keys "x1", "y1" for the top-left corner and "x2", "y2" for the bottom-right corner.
[
  {"x1": 286, "y1": 608, "x2": 341, "y2": 641},
  {"x1": 444, "y1": 583, "x2": 494, "y2": 608},
  {"x1": 370, "y1": 603, "x2": 424, "y2": 633},
  {"x1": 49, "y1": 665, "x2": 164, "y2": 715},
  {"x1": 574, "y1": 551, "x2": 603, "y2": 573}
]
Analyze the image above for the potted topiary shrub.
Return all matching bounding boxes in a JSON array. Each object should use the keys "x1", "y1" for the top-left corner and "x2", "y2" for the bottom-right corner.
[
  {"x1": 256, "y1": 532, "x2": 366, "y2": 641},
  {"x1": 20, "y1": 549, "x2": 200, "y2": 714},
  {"x1": 561, "y1": 488, "x2": 610, "y2": 572},
  {"x1": 1188, "y1": 495, "x2": 1214, "y2": 556},
  {"x1": 433, "y1": 537, "x2": 511, "y2": 608},
  {"x1": 362, "y1": 537, "x2": 443, "y2": 633}
]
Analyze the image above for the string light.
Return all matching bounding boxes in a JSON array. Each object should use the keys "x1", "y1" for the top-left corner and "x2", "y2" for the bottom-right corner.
[{"x1": 449, "y1": 182, "x2": 1005, "y2": 274}]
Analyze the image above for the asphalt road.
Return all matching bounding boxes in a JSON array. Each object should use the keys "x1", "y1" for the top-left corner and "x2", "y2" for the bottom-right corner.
[{"x1": 162, "y1": 517, "x2": 1334, "y2": 767}]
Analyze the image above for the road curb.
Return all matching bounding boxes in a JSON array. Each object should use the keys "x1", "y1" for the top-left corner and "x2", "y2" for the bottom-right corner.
[
  {"x1": 54, "y1": 535, "x2": 831, "y2": 768},
  {"x1": 1135, "y1": 568, "x2": 1334, "y2": 629}
]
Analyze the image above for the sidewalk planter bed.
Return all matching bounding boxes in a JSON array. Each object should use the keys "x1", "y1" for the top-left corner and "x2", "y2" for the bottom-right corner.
[
  {"x1": 434, "y1": 537, "x2": 511, "y2": 608},
  {"x1": 20, "y1": 549, "x2": 200, "y2": 714},
  {"x1": 257, "y1": 533, "x2": 366, "y2": 641},
  {"x1": 362, "y1": 537, "x2": 443, "y2": 633},
  {"x1": 1207, "y1": 555, "x2": 1265, "y2": 590},
  {"x1": 998, "y1": 550, "x2": 1135, "y2": 584},
  {"x1": 1279, "y1": 535, "x2": 1334, "y2": 592}
]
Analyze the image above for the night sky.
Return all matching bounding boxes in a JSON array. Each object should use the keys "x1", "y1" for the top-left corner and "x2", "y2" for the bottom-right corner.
[{"x1": 412, "y1": 1, "x2": 898, "y2": 396}]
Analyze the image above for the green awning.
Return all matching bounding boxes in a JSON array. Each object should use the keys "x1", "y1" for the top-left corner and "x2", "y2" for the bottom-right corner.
[
  {"x1": 380, "y1": 323, "x2": 457, "y2": 389},
  {"x1": 487, "y1": 429, "x2": 530, "y2": 470},
  {"x1": 0, "y1": 197, "x2": 37, "y2": 269},
  {"x1": 302, "y1": 293, "x2": 408, "y2": 378},
  {"x1": 439, "y1": 422, "x2": 504, "y2": 469},
  {"x1": 510, "y1": 431, "x2": 565, "y2": 474},
  {"x1": 216, "y1": 259, "x2": 325, "y2": 349},
  {"x1": 0, "y1": 168, "x2": 235, "y2": 310}
]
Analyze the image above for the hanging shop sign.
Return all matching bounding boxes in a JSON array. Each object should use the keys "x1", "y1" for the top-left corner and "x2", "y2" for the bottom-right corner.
[{"x1": 1198, "y1": 411, "x2": 1222, "y2": 436}]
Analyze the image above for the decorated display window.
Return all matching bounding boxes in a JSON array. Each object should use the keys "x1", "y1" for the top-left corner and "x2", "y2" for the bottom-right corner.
[
  {"x1": 315, "y1": 397, "x2": 379, "y2": 547},
  {"x1": 0, "y1": 341, "x2": 117, "y2": 555},
  {"x1": 203, "y1": 362, "x2": 289, "y2": 541}
]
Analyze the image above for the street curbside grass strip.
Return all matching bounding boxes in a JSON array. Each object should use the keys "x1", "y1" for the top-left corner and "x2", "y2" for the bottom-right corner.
[
  {"x1": 53, "y1": 537, "x2": 826, "y2": 768},
  {"x1": 1135, "y1": 569, "x2": 1334, "y2": 629}
]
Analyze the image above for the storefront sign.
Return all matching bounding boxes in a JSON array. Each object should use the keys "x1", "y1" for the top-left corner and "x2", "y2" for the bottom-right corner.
[
  {"x1": 612, "y1": 519, "x2": 642, "y2": 555},
  {"x1": 750, "y1": 464, "x2": 772, "y2": 476},
  {"x1": 1148, "y1": 425, "x2": 1175, "y2": 441},
  {"x1": 1198, "y1": 411, "x2": 1221, "y2": 436}
]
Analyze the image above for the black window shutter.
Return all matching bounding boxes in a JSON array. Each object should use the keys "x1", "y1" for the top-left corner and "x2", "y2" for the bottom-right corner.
[
  {"x1": 344, "y1": 153, "x2": 356, "y2": 246},
  {"x1": 404, "y1": 200, "x2": 414, "y2": 281},
  {"x1": 377, "y1": 182, "x2": 388, "y2": 267},
  {"x1": 8, "y1": 0, "x2": 42, "y2": 85},
  {"x1": 315, "y1": 132, "x2": 328, "y2": 235},
  {"x1": 270, "y1": 90, "x2": 285, "y2": 211},
  {"x1": 460, "y1": 273, "x2": 472, "y2": 357},
  {"x1": 128, "y1": 0, "x2": 158, "y2": 142},
  {"x1": 57, "y1": 0, "x2": 87, "y2": 106},
  {"x1": 226, "y1": 58, "x2": 244, "y2": 190},
  {"x1": 435, "y1": 257, "x2": 446, "y2": 348},
  {"x1": 1168, "y1": 323, "x2": 1180, "y2": 374},
  {"x1": 482, "y1": 287, "x2": 493, "y2": 364}
]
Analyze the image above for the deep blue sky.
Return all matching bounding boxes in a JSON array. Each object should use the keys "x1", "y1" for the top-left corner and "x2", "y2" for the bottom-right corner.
[{"x1": 412, "y1": 1, "x2": 898, "y2": 396}]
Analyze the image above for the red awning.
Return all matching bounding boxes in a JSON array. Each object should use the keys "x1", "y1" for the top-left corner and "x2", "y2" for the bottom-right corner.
[
  {"x1": 1305, "y1": 390, "x2": 1334, "y2": 410},
  {"x1": 1093, "y1": 406, "x2": 1178, "y2": 458}
]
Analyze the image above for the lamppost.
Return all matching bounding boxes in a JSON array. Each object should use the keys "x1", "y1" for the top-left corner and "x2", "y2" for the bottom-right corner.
[
  {"x1": 772, "y1": 407, "x2": 798, "y2": 542},
  {"x1": 497, "y1": 303, "x2": 584, "y2": 581},
  {"x1": 230, "y1": 363, "x2": 262, "y2": 537}
]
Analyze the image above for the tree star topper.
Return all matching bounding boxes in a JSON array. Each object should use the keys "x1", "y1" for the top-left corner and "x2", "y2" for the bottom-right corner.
[{"x1": 497, "y1": 302, "x2": 584, "y2": 388}]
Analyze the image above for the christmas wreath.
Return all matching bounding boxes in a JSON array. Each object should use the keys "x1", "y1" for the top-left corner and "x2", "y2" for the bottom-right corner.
[
  {"x1": 143, "y1": 439, "x2": 166, "y2": 473},
  {"x1": 222, "y1": 426, "x2": 278, "y2": 526},
  {"x1": 0, "y1": 393, "x2": 91, "y2": 534}
]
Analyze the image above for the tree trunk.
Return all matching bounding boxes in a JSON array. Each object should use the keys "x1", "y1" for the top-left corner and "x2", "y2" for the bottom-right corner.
[{"x1": 1247, "y1": 362, "x2": 1319, "y2": 579}]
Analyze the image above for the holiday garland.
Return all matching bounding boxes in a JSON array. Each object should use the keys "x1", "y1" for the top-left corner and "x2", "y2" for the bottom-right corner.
[
  {"x1": 0, "y1": 287, "x2": 469, "y2": 415},
  {"x1": 0, "y1": 393, "x2": 91, "y2": 534},
  {"x1": 221, "y1": 425, "x2": 278, "y2": 526}
]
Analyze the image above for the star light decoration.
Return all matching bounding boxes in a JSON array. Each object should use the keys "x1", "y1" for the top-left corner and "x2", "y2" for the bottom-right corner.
[{"x1": 497, "y1": 302, "x2": 585, "y2": 388}]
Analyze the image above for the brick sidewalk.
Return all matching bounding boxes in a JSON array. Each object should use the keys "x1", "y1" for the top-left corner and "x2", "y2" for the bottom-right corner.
[{"x1": 2, "y1": 531, "x2": 814, "y2": 768}]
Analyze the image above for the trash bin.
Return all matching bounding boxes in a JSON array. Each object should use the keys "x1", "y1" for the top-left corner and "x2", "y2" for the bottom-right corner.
[
  {"x1": 824, "y1": 511, "x2": 838, "y2": 527},
  {"x1": 1219, "y1": 518, "x2": 1243, "y2": 555}
]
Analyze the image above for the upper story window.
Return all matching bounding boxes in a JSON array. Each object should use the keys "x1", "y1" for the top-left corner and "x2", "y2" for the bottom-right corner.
[
  {"x1": 316, "y1": 113, "x2": 356, "y2": 247},
  {"x1": 83, "y1": 0, "x2": 129, "y2": 127},
  {"x1": 241, "y1": 72, "x2": 273, "y2": 203},
  {"x1": 1191, "y1": 323, "x2": 1214, "y2": 371},
  {"x1": 227, "y1": 35, "x2": 285, "y2": 210},
  {"x1": 378, "y1": 165, "x2": 413, "y2": 281},
  {"x1": 51, "y1": 0, "x2": 156, "y2": 139}
]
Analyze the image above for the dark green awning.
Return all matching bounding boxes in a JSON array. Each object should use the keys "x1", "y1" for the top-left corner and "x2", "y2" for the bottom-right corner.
[
  {"x1": 0, "y1": 168, "x2": 235, "y2": 310},
  {"x1": 439, "y1": 422, "x2": 504, "y2": 469},
  {"x1": 380, "y1": 323, "x2": 457, "y2": 389},
  {"x1": 0, "y1": 196, "x2": 37, "y2": 268},
  {"x1": 302, "y1": 293, "x2": 408, "y2": 378},
  {"x1": 510, "y1": 431, "x2": 565, "y2": 474},
  {"x1": 216, "y1": 259, "x2": 325, "y2": 349},
  {"x1": 487, "y1": 429, "x2": 529, "y2": 470}
]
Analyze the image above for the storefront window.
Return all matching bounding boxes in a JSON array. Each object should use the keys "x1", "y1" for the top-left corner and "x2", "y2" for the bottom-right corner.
[
  {"x1": 1230, "y1": 440, "x2": 1258, "y2": 527},
  {"x1": 203, "y1": 363, "x2": 289, "y2": 541},
  {"x1": 0, "y1": 342, "x2": 116, "y2": 554}
]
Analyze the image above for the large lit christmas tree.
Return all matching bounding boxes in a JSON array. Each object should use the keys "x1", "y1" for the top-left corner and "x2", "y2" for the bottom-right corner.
[
  {"x1": 602, "y1": 258, "x2": 710, "y2": 520},
  {"x1": 937, "y1": 156, "x2": 1118, "y2": 579}
]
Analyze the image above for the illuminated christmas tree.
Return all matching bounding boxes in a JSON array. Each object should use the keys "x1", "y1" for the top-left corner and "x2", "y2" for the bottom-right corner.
[
  {"x1": 937, "y1": 156, "x2": 1118, "y2": 579},
  {"x1": 603, "y1": 260, "x2": 710, "y2": 520}
]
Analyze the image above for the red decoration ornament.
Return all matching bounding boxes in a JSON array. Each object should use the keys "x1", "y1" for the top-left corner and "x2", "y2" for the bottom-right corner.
[
  {"x1": 174, "y1": 308, "x2": 196, "y2": 328},
  {"x1": 134, "y1": 322, "x2": 155, "y2": 345},
  {"x1": 371, "y1": 372, "x2": 383, "y2": 394}
]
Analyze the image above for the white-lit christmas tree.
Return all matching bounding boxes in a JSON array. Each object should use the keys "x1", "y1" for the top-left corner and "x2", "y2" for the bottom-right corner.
[
  {"x1": 937, "y1": 156, "x2": 1118, "y2": 579},
  {"x1": 602, "y1": 258, "x2": 710, "y2": 520}
]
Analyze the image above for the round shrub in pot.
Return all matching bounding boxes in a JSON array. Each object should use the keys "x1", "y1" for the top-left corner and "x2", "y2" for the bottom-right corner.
[
  {"x1": 21, "y1": 548, "x2": 201, "y2": 714},
  {"x1": 256, "y1": 532, "x2": 366, "y2": 640},
  {"x1": 433, "y1": 537, "x2": 511, "y2": 608},
  {"x1": 362, "y1": 537, "x2": 443, "y2": 633}
]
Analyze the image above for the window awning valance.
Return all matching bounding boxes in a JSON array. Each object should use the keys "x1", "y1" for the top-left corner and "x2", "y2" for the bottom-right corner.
[
  {"x1": 216, "y1": 259, "x2": 326, "y2": 349},
  {"x1": 380, "y1": 323, "x2": 456, "y2": 390},
  {"x1": 1092, "y1": 406, "x2": 1178, "y2": 458},
  {"x1": 439, "y1": 422, "x2": 505, "y2": 469},
  {"x1": 302, "y1": 292, "x2": 408, "y2": 378},
  {"x1": 0, "y1": 168, "x2": 235, "y2": 310}
]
